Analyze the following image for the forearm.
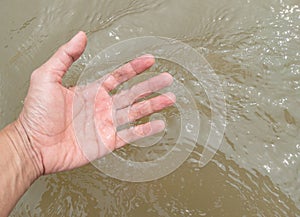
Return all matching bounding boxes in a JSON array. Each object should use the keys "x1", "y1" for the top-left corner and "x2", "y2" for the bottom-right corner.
[{"x1": 0, "y1": 120, "x2": 42, "y2": 217}]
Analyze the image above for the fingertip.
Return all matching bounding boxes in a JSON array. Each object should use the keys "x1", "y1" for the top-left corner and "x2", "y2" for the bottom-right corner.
[
  {"x1": 133, "y1": 54, "x2": 155, "y2": 72},
  {"x1": 141, "y1": 54, "x2": 155, "y2": 68},
  {"x1": 152, "y1": 120, "x2": 166, "y2": 132},
  {"x1": 67, "y1": 31, "x2": 87, "y2": 58},
  {"x1": 161, "y1": 72, "x2": 174, "y2": 85},
  {"x1": 164, "y1": 92, "x2": 176, "y2": 103},
  {"x1": 79, "y1": 31, "x2": 88, "y2": 44},
  {"x1": 78, "y1": 31, "x2": 87, "y2": 37},
  {"x1": 140, "y1": 54, "x2": 155, "y2": 61}
]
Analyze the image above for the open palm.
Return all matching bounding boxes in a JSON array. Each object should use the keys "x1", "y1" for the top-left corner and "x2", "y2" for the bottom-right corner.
[{"x1": 19, "y1": 32, "x2": 175, "y2": 174}]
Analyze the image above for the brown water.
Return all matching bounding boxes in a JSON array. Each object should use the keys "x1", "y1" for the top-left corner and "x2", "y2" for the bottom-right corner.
[{"x1": 1, "y1": 0, "x2": 300, "y2": 216}]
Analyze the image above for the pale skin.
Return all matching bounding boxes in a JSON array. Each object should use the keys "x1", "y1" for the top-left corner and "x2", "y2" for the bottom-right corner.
[{"x1": 0, "y1": 31, "x2": 175, "y2": 216}]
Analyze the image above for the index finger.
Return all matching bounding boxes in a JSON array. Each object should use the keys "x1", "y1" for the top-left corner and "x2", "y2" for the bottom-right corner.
[{"x1": 102, "y1": 54, "x2": 155, "y2": 91}]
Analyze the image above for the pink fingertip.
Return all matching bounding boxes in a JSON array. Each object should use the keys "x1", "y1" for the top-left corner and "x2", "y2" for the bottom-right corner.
[
  {"x1": 164, "y1": 92, "x2": 176, "y2": 103},
  {"x1": 129, "y1": 54, "x2": 155, "y2": 73},
  {"x1": 139, "y1": 54, "x2": 155, "y2": 59},
  {"x1": 152, "y1": 120, "x2": 166, "y2": 132},
  {"x1": 138, "y1": 54, "x2": 155, "y2": 66},
  {"x1": 161, "y1": 72, "x2": 174, "y2": 85}
]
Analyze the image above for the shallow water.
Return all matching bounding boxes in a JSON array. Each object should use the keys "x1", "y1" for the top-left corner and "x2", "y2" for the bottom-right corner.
[{"x1": 1, "y1": 0, "x2": 300, "y2": 216}]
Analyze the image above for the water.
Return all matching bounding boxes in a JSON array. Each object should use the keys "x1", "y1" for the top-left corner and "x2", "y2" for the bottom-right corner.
[{"x1": 1, "y1": 0, "x2": 299, "y2": 216}]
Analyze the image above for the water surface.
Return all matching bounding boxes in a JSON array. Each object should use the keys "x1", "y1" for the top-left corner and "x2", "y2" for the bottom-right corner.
[{"x1": 0, "y1": 0, "x2": 299, "y2": 216}]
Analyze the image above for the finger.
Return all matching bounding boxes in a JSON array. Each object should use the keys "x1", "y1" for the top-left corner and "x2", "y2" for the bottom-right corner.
[
  {"x1": 102, "y1": 54, "x2": 155, "y2": 91},
  {"x1": 115, "y1": 120, "x2": 165, "y2": 148},
  {"x1": 39, "y1": 31, "x2": 87, "y2": 82},
  {"x1": 115, "y1": 92, "x2": 176, "y2": 126},
  {"x1": 112, "y1": 72, "x2": 173, "y2": 109}
]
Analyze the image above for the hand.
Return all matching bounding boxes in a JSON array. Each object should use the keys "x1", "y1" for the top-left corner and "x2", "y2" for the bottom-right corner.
[{"x1": 18, "y1": 32, "x2": 175, "y2": 175}]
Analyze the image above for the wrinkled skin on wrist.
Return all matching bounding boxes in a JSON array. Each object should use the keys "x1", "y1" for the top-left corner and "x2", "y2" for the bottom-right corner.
[{"x1": 0, "y1": 121, "x2": 40, "y2": 217}]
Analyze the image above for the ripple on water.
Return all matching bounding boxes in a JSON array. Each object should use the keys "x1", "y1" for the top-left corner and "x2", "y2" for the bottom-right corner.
[{"x1": 3, "y1": 0, "x2": 300, "y2": 216}]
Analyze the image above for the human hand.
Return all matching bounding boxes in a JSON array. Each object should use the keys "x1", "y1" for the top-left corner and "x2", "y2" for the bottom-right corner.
[{"x1": 18, "y1": 32, "x2": 175, "y2": 175}]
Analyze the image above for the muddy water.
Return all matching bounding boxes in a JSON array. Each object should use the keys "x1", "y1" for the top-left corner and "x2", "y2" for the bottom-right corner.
[{"x1": 1, "y1": 0, "x2": 300, "y2": 216}]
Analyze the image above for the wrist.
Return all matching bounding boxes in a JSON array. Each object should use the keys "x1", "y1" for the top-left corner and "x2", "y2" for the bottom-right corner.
[
  {"x1": 0, "y1": 120, "x2": 43, "y2": 216},
  {"x1": 3, "y1": 120, "x2": 43, "y2": 182}
]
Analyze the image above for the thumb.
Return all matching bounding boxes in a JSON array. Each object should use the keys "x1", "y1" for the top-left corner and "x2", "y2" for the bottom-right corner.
[{"x1": 39, "y1": 31, "x2": 87, "y2": 82}]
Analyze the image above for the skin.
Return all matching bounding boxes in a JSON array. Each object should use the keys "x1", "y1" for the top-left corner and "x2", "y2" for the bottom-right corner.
[{"x1": 0, "y1": 31, "x2": 175, "y2": 216}]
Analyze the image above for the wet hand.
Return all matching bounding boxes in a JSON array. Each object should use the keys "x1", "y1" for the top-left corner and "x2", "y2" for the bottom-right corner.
[{"x1": 18, "y1": 32, "x2": 175, "y2": 175}]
